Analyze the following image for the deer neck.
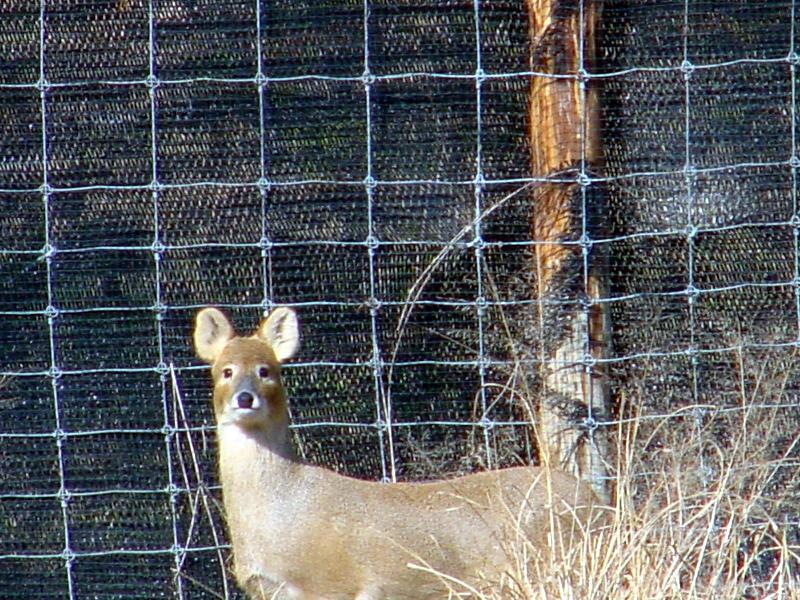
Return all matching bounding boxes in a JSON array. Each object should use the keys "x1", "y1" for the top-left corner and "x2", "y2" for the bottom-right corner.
[
  {"x1": 215, "y1": 419, "x2": 304, "y2": 581},
  {"x1": 216, "y1": 419, "x2": 299, "y2": 512}
]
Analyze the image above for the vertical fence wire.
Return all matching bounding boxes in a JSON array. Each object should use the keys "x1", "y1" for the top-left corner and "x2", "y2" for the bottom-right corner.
[
  {"x1": 255, "y1": 0, "x2": 273, "y2": 319},
  {"x1": 577, "y1": 0, "x2": 596, "y2": 490},
  {"x1": 146, "y1": 0, "x2": 187, "y2": 595},
  {"x1": 680, "y1": 0, "x2": 709, "y2": 490},
  {"x1": 792, "y1": 4, "x2": 800, "y2": 343},
  {"x1": 471, "y1": 0, "x2": 494, "y2": 468},
  {"x1": 37, "y1": 0, "x2": 76, "y2": 593},
  {"x1": 362, "y1": 0, "x2": 393, "y2": 484}
]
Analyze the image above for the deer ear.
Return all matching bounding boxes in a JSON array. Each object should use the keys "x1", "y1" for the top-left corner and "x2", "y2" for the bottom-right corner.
[
  {"x1": 194, "y1": 308, "x2": 235, "y2": 364},
  {"x1": 258, "y1": 307, "x2": 299, "y2": 363}
]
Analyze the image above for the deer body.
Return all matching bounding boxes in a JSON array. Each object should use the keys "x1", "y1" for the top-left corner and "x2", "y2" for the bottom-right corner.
[{"x1": 194, "y1": 307, "x2": 603, "y2": 600}]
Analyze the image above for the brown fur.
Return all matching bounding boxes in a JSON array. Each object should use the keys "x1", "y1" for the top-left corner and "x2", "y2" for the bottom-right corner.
[{"x1": 194, "y1": 307, "x2": 605, "y2": 600}]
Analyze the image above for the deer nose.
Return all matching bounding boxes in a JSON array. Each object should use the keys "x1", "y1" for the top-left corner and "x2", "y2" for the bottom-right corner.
[{"x1": 236, "y1": 391, "x2": 255, "y2": 410}]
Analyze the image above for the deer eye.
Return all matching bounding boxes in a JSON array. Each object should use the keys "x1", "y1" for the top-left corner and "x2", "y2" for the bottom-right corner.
[
  {"x1": 258, "y1": 366, "x2": 270, "y2": 379},
  {"x1": 221, "y1": 367, "x2": 234, "y2": 379}
]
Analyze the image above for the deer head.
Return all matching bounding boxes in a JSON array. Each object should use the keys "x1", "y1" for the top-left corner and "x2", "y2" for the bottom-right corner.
[{"x1": 193, "y1": 307, "x2": 299, "y2": 434}]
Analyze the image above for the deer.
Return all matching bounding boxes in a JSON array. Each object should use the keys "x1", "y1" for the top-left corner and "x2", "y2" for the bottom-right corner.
[{"x1": 194, "y1": 307, "x2": 606, "y2": 600}]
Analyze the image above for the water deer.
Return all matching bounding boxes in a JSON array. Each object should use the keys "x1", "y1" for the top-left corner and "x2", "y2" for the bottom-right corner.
[{"x1": 194, "y1": 307, "x2": 605, "y2": 600}]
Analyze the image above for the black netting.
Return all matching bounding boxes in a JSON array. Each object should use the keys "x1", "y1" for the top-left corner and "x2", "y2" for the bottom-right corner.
[{"x1": 1, "y1": 0, "x2": 799, "y2": 597}]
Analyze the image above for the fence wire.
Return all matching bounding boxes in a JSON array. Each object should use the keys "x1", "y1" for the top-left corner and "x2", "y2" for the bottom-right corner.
[{"x1": 1, "y1": 1, "x2": 800, "y2": 598}]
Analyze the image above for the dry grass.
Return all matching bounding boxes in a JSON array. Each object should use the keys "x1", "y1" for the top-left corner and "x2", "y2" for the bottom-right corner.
[
  {"x1": 416, "y1": 415, "x2": 800, "y2": 600},
  {"x1": 433, "y1": 347, "x2": 800, "y2": 600}
]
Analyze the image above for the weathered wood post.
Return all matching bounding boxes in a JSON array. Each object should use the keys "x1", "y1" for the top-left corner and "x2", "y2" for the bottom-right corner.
[{"x1": 526, "y1": 0, "x2": 610, "y2": 501}]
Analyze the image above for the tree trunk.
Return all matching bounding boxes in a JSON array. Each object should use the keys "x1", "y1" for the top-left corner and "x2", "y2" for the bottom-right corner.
[{"x1": 526, "y1": 0, "x2": 610, "y2": 502}]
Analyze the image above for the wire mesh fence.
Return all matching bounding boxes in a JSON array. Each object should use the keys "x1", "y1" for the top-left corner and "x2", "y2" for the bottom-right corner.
[{"x1": 1, "y1": 1, "x2": 799, "y2": 598}]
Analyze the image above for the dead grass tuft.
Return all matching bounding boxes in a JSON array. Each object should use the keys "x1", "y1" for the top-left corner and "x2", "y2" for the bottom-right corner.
[{"x1": 443, "y1": 347, "x2": 800, "y2": 599}]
